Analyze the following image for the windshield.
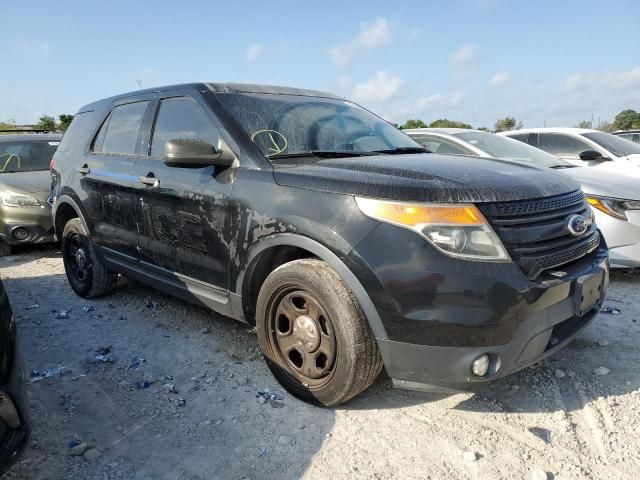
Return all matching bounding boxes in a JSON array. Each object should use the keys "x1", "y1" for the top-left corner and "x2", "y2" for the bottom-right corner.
[
  {"x1": 581, "y1": 132, "x2": 640, "y2": 157},
  {"x1": 0, "y1": 140, "x2": 59, "y2": 173},
  {"x1": 454, "y1": 131, "x2": 571, "y2": 168},
  {"x1": 216, "y1": 93, "x2": 420, "y2": 160}
]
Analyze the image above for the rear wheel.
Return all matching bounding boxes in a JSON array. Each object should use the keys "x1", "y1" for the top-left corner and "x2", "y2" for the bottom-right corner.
[
  {"x1": 61, "y1": 218, "x2": 121, "y2": 298},
  {"x1": 0, "y1": 241, "x2": 11, "y2": 257},
  {"x1": 256, "y1": 259, "x2": 383, "y2": 406}
]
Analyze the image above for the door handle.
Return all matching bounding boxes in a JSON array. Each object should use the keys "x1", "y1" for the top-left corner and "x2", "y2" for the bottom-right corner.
[
  {"x1": 138, "y1": 174, "x2": 159, "y2": 188},
  {"x1": 78, "y1": 165, "x2": 90, "y2": 175}
]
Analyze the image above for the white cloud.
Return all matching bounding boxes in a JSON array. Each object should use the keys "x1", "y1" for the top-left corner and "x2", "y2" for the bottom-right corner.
[
  {"x1": 566, "y1": 65, "x2": 640, "y2": 91},
  {"x1": 451, "y1": 44, "x2": 476, "y2": 67},
  {"x1": 450, "y1": 44, "x2": 477, "y2": 81},
  {"x1": 489, "y1": 71, "x2": 512, "y2": 87},
  {"x1": 328, "y1": 17, "x2": 391, "y2": 68},
  {"x1": 352, "y1": 71, "x2": 403, "y2": 103},
  {"x1": 245, "y1": 43, "x2": 264, "y2": 62}
]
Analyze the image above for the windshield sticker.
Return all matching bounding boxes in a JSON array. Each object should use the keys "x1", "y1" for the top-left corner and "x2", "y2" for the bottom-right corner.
[
  {"x1": 48, "y1": 141, "x2": 60, "y2": 146},
  {"x1": 250, "y1": 130, "x2": 288, "y2": 157}
]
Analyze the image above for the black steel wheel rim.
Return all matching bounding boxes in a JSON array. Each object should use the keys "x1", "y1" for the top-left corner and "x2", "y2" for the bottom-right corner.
[
  {"x1": 67, "y1": 233, "x2": 90, "y2": 283},
  {"x1": 267, "y1": 288, "x2": 338, "y2": 387}
]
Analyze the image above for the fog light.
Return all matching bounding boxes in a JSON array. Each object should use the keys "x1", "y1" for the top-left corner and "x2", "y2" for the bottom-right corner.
[
  {"x1": 12, "y1": 227, "x2": 29, "y2": 241},
  {"x1": 472, "y1": 354, "x2": 490, "y2": 377}
]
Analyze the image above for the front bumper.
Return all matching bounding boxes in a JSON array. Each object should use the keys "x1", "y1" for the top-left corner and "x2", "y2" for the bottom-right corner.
[
  {"x1": 593, "y1": 209, "x2": 640, "y2": 269},
  {"x1": 350, "y1": 223, "x2": 610, "y2": 387},
  {"x1": 0, "y1": 204, "x2": 54, "y2": 246}
]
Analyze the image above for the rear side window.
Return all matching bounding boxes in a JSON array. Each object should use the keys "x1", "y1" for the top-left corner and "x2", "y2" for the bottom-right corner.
[
  {"x1": 98, "y1": 101, "x2": 149, "y2": 155},
  {"x1": 150, "y1": 97, "x2": 220, "y2": 158},
  {"x1": 57, "y1": 112, "x2": 92, "y2": 153},
  {"x1": 537, "y1": 133, "x2": 591, "y2": 159}
]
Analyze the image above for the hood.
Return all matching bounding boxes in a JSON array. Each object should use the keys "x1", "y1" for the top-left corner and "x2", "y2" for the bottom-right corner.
[
  {"x1": 622, "y1": 154, "x2": 640, "y2": 165},
  {"x1": 273, "y1": 153, "x2": 580, "y2": 203},
  {"x1": 0, "y1": 170, "x2": 51, "y2": 201},
  {"x1": 565, "y1": 166, "x2": 640, "y2": 201}
]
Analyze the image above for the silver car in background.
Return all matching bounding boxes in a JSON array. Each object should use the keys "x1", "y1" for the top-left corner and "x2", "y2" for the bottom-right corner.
[
  {"x1": 405, "y1": 128, "x2": 640, "y2": 268},
  {"x1": 499, "y1": 127, "x2": 640, "y2": 171}
]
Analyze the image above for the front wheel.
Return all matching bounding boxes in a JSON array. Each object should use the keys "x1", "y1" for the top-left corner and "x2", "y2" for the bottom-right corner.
[
  {"x1": 0, "y1": 241, "x2": 11, "y2": 257},
  {"x1": 256, "y1": 259, "x2": 383, "y2": 406},
  {"x1": 61, "y1": 218, "x2": 121, "y2": 298}
]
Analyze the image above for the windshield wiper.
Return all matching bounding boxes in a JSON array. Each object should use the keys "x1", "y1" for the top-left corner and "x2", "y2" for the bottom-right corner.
[
  {"x1": 269, "y1": 150, "x2": 377, "y2": 160},
  {"x1": 371, "y1": 147, "x2": 430, "y2": 154},
  {"x1": 550, "y1": 165, "x2": 578, "y2": 169}
]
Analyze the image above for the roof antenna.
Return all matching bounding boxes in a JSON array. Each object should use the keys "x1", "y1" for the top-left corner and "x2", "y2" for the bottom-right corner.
[{"x1": 136, "y1": 80, "x2": 143, "y2": 89}]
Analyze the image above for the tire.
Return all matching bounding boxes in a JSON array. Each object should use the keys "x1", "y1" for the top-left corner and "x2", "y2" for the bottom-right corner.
[
  {"x1": 61, "y1": 218, "x2": 120, "y2": 298},
  {"x1": 256, "y1": 258, "x2": 383, "y2": 406},
  {"x1": 0, "y1": 241, "x2": 11, "y2": 257}
]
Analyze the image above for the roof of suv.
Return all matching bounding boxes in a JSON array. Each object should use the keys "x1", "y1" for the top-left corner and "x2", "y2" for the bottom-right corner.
[
  {"x1": 0, "y1": 133, "x2": 63, "y2": 142},
  {"x1": 78, "y1": 82, "x2": 342, "y2": 113}
]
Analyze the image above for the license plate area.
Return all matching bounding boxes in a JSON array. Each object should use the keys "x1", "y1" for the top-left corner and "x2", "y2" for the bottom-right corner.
[{"x1": 574, "y1": 269, "x2": 605, "y2": 317}]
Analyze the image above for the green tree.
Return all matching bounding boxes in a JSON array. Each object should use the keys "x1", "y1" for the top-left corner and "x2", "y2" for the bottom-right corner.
[
  {"x1": 428, "y1": 118, "x2": 472, "y2": 129},
  {"x1": 57, "y1": 114, "x2": 74, "y2": 132},
  {"x1": 35, "y1": 115, "x2": 56, "y2": 131},
  {"x1": 399, "y1": 119, "x2": 428, "y2": 129},
  {"x1": 494, "y1": 116, "x2": 523, "y2": 132},
  {"x1": 577, "y1": 120, "x2": 592, "y2": 129},
  {"x1": 612, "y1": 109, "x2": 640, "y2": 131}
]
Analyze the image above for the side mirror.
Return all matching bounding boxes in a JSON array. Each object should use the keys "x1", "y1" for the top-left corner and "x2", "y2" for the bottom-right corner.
[
  {"x1": 579, "y1": 150, "x2": 606, "y2": 161},
  {"x1": 164, "y1": 138, "x2": 236, "y2": 168}
]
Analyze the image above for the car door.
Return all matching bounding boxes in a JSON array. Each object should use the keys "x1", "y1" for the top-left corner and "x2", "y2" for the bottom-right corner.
[
  {"x1": 81, "y1": 97, "x2": 153, "y2": 260},
  {"x1": 131, "y1": 91, "x2": 236, "y2": 291},
  {"x1": 536, "y1": 133, "x2": 603, "y2": 167}
]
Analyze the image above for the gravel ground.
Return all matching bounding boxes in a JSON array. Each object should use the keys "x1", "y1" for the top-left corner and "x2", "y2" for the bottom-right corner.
[{"x1": 1, "y1": 245, "x2": 639, "y2": 480}]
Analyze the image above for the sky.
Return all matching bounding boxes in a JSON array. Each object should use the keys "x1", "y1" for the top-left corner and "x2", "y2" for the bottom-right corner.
[{"x1": 2, "y1": 0, "x2": 639, "y2": 128}]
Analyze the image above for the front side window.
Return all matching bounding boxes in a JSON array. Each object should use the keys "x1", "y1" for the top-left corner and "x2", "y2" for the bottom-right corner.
[
  {"x1": 216, "y1": 93, "x2": 420, "y2": 161},
  {"x1": 99, "y1": 101, "x2": 149, "y2": 155},
  {"x1": 0, "y1": 140, "x2": 59, "y2": 173},
  {"x1": 581, "y1": 132, "x2": 640, "y2": 157},
  {"x1": 410, "y1": 135, "x2": 471, "y2": 155},
  {"x1": 150, "y1": 97, "x2": 220, "y2": 158},
  {"x1": 537, "y1": 133, "x2": 591, "y2": 159}
]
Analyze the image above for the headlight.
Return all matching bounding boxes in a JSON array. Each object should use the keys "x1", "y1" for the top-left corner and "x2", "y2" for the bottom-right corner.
[
  {"x1": 587, "y1": 196, "x2": 640, "y2": 221},
  {"x1": 0, "y1": 192, "x2": 41, "y2": 207},
  {"x1": 355, "y1": 197, "x2": 510, "y2": 261}
]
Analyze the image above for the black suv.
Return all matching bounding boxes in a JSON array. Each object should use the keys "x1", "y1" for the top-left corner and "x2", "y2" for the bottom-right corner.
[{"x1": 51, "y1": 83, "x2": 609, "y2": 406}]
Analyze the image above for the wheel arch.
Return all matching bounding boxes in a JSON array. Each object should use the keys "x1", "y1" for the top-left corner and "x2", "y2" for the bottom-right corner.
[
  {"x1": 53, "y1": 195, "x2": 89, "y2": 239},
  {"x1": 236, "y1": 233, "x2": 387, "y2": 340}
]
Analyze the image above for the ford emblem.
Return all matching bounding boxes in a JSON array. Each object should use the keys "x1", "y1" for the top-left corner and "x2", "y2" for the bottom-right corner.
[{"x1": 566, "y1": 214, "x2": 591, "y2": 236}]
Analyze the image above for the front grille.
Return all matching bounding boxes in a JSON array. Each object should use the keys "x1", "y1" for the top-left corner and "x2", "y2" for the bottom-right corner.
[{"x1": 478, "y1": 190, "x2": 600, "y2": 279}]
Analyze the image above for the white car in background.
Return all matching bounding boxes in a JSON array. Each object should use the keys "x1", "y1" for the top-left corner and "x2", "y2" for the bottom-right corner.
[
  {"x1": 499, "y1": 127, "x2": 640, "y2": 172},
  {"x1": 405, "y1": 128, "x2": 640, "y2": 268},
  {"x1": 613, "y1": 130, "x2": 640, "y2": 144}
]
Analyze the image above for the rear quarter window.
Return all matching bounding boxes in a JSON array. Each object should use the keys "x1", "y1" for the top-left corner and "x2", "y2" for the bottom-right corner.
[{"x1": 56, "y1": 111, "x2": 93, "y2": 153}]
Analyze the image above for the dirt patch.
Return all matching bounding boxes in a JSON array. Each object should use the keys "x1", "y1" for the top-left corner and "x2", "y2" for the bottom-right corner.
[{"x1": 1, "y1": 245, "x2": 639, "y2": 479}]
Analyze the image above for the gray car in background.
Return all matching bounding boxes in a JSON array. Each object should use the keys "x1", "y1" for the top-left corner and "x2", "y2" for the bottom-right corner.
[{"x1": 405, "y1": 128, "x2": 640, "y2": 268}]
